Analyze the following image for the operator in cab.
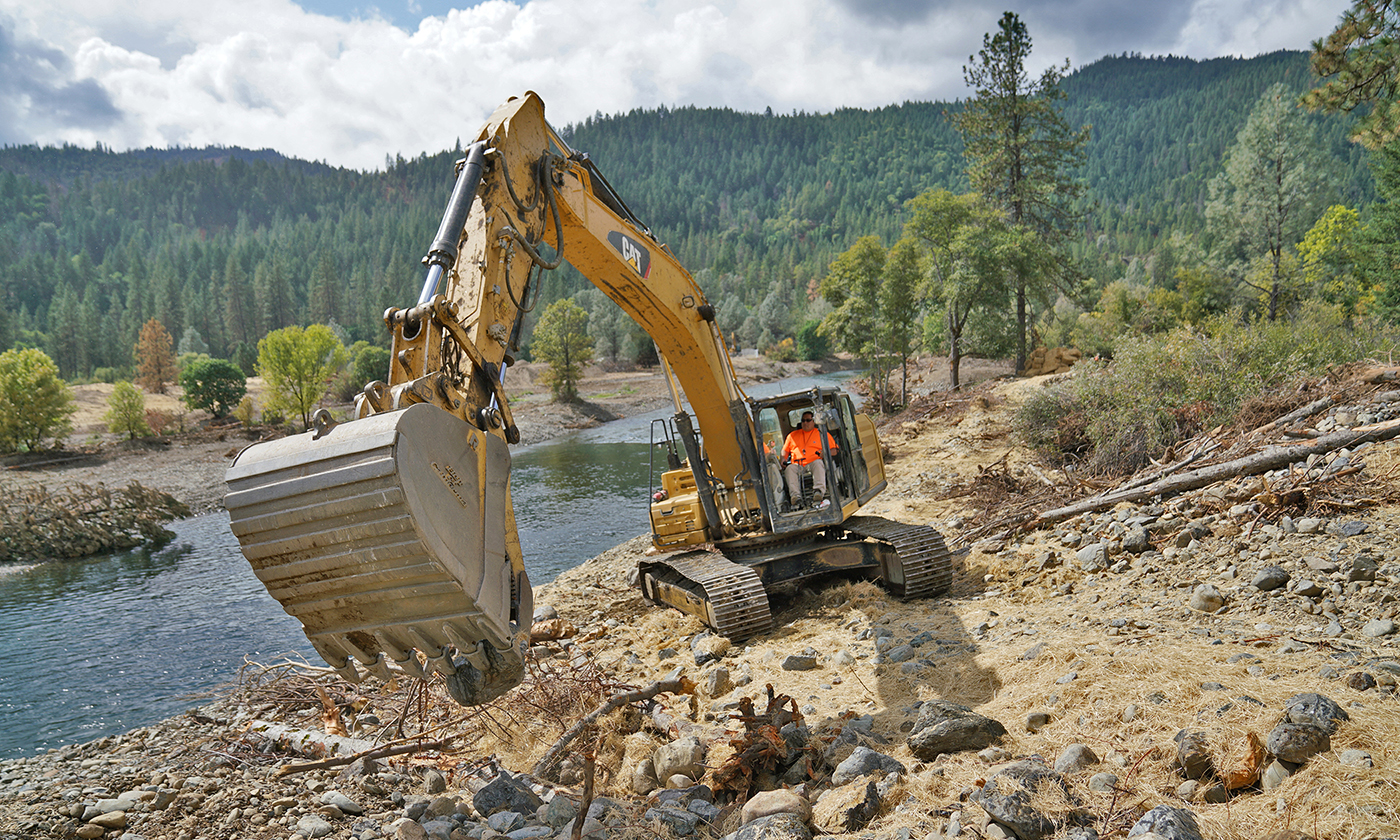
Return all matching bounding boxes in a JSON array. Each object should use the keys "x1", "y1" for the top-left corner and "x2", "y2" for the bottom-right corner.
[{"x1": 782, "y1": 411, "x2": 838, "y2": 509}]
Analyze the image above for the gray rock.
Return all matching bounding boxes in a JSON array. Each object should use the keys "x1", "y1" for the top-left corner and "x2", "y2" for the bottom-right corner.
[
  {"x1": 884, "y1": 644, "x2": 915, "y2": 664},
  {"x1": 782, "y1": 654, "x2": 819, "y2": 671},
  {"x1": 653, "y1": 737, "x2": 705, "y2": 781},
  {"x1": 1025, "y1": 711, "x2": 1052, "y2": 733},
  {"x1": 1019, "y1": 642, "x2": 1047, "y2": 661},
  {"x1": 390, "y1": 817, "x2": 429, "y2": 840},
  {"x1": 1200, "y1": 784, "x2": 1228, "y2": 804},
  {"x1": 1174, "y1": 731, "x2": 1211, "y2": 780},
  {"x1": 1077, "y1": 544, "x2": 1109, "y2": 572},
  {"x1": 296, "y1": 815, "x2": 336, "y2": 838},
  {"x1": 1128, "y1": 805, "x2": 1204, "y2": 840},
  {"x1": 419, "y1": 817, "x2": 455, "y2": 840},
  {"x1": 734, "y1": 812, "x2": 813, "y2": 840},
  {"x1": 973, "y1": 760, "x2": 1074, "y2": 840},
  {"x1": 1334, "y1": 521, "x2": 1369, "y2": 537},
  {"x1": 506, "y1": 826, "x2": 553, "y2": 840},
  {"x1": 488, "y1": 811, "x2": 526, "y2": 833},
  {"x1": 688, "y1": 799, "x2": 722, "y2": 825},
  {"x1": 1283, "y1": 692, "x2": 1350, "y2": 734},
  {"x1": 422, "y1": 769, "x2": 447, "y2": 795},
  {"x1": 631, "y1": 757, "x2": 658, "y2": 794},
  {"x1": 832, "y1": 745, "x2": 906, "y2": 786},
  {"x1": 1123, "y1": 526, "x2": 1150, "y2": 554},
  {"x1": 472, "y1": 771, "x2": 543, "y2": 818},
  {"x1": 979, "y1": 746, "x2": 1014, "y2": 763},
  {"x1": 1348, "y1": 556, "x2": 1379, "y2": 582},
  {"x1": 321, "y1": 790, "x2": 364, "y2": 815},
  {"x1": 1338, "y1": 749, "x2": 1373, "y2": 768},
  {"x1": 1260, "y1": 761, "x2": 1291, "y2": 790},
  {"x1": 1293, "y1": 580, "x2": 1325, "y2": 598},
  {"x1": 1266, "y1": 723, "x2": 1331, "y2": 763},
  {"x1": 1363, "y1": 618, "x2": 1396, "y2": 637},
  {"x1": 702, "y1": 667, "x2": 734, "y2": 697},
  {"x1": 1054, "y1": 744, "x2": 1098, "y2": 774},
  {"x1": 1188, "y1": 584, "x2": 1225, "y2": 613},
  {"x1": 1175, "y1": 780, "x2": 1200, "y2": 801},
  {"x1": 1295, "y1": 517, "x2": 1325, "y2": 534},
  {"x1": 556, "y1": 817, "x2": 607, "y2": 840},
  {"x1": 907, "y1": 700, "x2": 1007, "y2": 760},
  {"x1": 645, "y1": 805, "x2": 700, "y2": 835},
  {"x1": 742, "y1": 788, "x2": 811, "y2": 825},
  {"x1": 1252, "y1": 567, "x2": 1290, "y2": 591},
  {"x1": 1088, "y1": 773, "x2": 1118, "y2": 792},
  {"x1": 543, "y1": 795, "x2": 579, "y2": 827}
]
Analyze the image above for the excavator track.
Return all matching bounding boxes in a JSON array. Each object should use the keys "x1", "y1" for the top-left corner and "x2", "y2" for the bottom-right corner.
[
  {"x1": 842, "y1": 515, "x2": 954, "y2": 600},
  {"x1": 638, "y1": 551, "x2": 773, "y2": 641}
]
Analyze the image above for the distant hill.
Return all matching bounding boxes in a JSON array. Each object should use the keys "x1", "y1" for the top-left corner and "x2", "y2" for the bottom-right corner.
[{"x1": 0, "y1": 50, "x2": 1376, "y2": 380}]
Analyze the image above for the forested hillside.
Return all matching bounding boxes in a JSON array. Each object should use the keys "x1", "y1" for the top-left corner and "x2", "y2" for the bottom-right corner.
[{"x1": 0, "y1": 50, "x2": 1373, "y2": 380}]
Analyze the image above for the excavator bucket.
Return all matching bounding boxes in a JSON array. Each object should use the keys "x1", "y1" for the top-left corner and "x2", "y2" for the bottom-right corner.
[{"x1": 225, "y1": 403, "x2": 531, "y2": 705}]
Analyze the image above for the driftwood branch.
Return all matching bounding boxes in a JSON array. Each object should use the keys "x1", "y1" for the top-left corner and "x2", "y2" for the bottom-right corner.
[
  {"x1": 1031, "y1": 418, "x2": 1400, "y2": 527},
  {"x1": 1248, "y1": 396, "x2": 1338, "y2": 436},
  {"x1": 274, "y1": 737, "x2": 455, "y2": 776},
  {"x1": 532, "y1": 677, "x2": 691, "y2": 778}
]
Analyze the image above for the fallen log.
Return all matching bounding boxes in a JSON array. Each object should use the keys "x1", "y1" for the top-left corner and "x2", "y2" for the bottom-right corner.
[
  {"x1": 1248, "y1": 395, "x2": 1337, "y2": 436},
  {"x1": 1031, "y1": 417, "x2": 1400, "y2": 527}
]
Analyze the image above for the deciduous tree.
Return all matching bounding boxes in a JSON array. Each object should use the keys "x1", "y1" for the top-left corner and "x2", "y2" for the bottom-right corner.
[
  {"x1": 0, "y1": 348, "x2": 75, "y2": 452},
  {"x1": 256, "y1": 325, "x2": 348, "y2": 430},
  {"x1": 952, "y1": 11, "x2": 1088, "y2": 373},
  {"x1": 135, "y1": 318, "x2": 177, "y2": 394},
  {"x1": 179, "y1": 358, "x2": 247, "y2": 419},
  {"x1": 104, "y1": 381, "x2": 150, "y2": 440},
  {"x1": 1299, "y1": 204, "x2": 1369, "y2": 319},
  {"x1": 531, "y1": 298, "x2": 594, "y2": 402}
]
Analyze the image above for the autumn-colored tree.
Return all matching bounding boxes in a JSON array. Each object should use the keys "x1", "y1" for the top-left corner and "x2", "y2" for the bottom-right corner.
[{"x1": 135, "y1": 318, "x2": 177, "y2": 394}]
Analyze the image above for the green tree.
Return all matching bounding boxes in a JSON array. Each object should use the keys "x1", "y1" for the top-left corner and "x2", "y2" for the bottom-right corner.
[
  {"x1": 352, "y1": 344, "x2": 391, "y2": 387},
  {"x1": 179, "y1": 358, "x2": 247, "y2": 419},
  {"x1": 906, "y1": 190, "x2": 1035, "y2": 389},
  {"x1": 795, "y1": 320, "x2": 829, "y2": 361},
  {"x1": 1298, "y1": 204, "x2": 1369, "y2": 319},
  {"x1": 531, "y1": 299, "x2": 594, "y2": 402},
  {"x1": 1302, "y1": 0, "x2": 1400, "y2": 149},
  {"x1": 0, "y1": 348, "x2": 75, "y2": 452},
  {"x1": 1206, "y1": 83, "x2": 1333, "y2": 320},
  {"x1": 135, "y1": 317, "x2": 177, "y2": 394},
  {"x1": 257, "y1": 325, "x2": 349, "y2": 429},
  {"x1": 819, "y1": 236, "x2": 887, "y2": 404},
  {"x1": 104, "y1": 381, "x2": 150, "y2": 440},
  {"x1": 952, "y1": 11, "x2": 1088, "y2": 373},
  {"x1": 882, "y1": 237, "x2": 922, "y2": 406}
]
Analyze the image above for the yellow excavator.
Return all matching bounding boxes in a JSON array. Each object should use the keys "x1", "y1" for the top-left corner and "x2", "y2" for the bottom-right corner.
[{"x1": 225, "y1": 93, "x2": 952, "y2": 706}]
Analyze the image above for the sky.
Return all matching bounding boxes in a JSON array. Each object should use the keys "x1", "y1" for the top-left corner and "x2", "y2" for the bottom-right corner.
[{"x1": 0, "y1": 0, "x2": 1352, "y2": 171}]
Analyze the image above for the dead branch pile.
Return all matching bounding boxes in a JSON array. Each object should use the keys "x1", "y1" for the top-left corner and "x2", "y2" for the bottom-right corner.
[
  {"x1": 965, "y1": 369, "x2": 1400, "y2": 539},
  {"x1": 0, "y1": 480, "x2": 190, "y2": 562}
]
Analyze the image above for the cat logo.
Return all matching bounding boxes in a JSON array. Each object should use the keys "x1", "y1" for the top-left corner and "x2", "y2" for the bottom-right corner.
[{"x1": 608, "y1": 230, "x2": 651, "y2": 278}]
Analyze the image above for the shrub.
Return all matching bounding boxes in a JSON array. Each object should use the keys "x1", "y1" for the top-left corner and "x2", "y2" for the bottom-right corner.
[
  {"x1": 104, "y1": 381, "x2": 151, "y2": 440},
  {"x1": 233, "y1": 395, "x2": 256, "y2": 426},
  {"x1": 764, "y1": 338, "x2": 798, "y2": 362},
  {"x1": 1016, "y1": 310, "x2": 1400, "y2": 475},
  {"x1": 145, "y1": 409, "x2": 176, "y2": 436},
  {"x1": 179, "y1": 358, "x2": 247, "y2": 418},
  {"x1": 795, "y1": 321, "x2": 829, "y2": 360},
  {"x1": 0, "y1": 348, "x2": 76, "y2": 452}
]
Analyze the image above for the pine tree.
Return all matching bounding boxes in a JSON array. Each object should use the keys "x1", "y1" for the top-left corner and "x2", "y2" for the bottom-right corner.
[
  {"x1": 134, "y1": 318, "x2": 177, "y2": 394},
  {"x1": 952, "y1": 11, "x2": 1088, "y2": 373},
  {"x1": 1302, "y1": 0, "x2": 1400, "y2": 149},
  {"x1": 1206, "y1": 83, "x2": 1333, "y2": 319},
  {"x1": 223, "y1": 253, "x2": 254, "y2": 350}
]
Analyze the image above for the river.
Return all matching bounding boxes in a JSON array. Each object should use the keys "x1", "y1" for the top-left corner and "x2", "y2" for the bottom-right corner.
[{"x1": 0, "y1": 372, "x2": 852, "y2": 759}]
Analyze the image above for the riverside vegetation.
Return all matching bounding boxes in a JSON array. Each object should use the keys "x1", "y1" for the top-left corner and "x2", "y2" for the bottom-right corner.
[{"x1": 0, "y1": 318, "x2": 1397, "y2": 840}]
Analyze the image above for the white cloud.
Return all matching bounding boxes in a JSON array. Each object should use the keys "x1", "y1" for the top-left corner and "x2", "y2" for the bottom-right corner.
[{"x1": 0, "y1": 0, "x2": 1353, "y2": 169}]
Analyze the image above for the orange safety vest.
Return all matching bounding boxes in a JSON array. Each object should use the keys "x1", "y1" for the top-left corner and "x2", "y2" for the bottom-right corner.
[{"x1": 782, "y1": 426, "x2": 836, "y2": 466}]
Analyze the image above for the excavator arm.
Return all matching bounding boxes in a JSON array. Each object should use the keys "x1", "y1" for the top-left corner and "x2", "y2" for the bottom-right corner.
[{"x1": 226, "y1": 93, "x2": 756, "y2": 704}]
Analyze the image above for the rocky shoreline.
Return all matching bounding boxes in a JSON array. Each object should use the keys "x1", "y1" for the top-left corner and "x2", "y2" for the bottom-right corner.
[{"x1": 3, "y1": 361, "x2": 1398, "y2": 840}]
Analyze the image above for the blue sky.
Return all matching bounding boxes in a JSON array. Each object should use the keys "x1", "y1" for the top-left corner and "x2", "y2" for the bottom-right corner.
[{"x1": 0, "y1": 0, "x2": 1354, "y2": 169}]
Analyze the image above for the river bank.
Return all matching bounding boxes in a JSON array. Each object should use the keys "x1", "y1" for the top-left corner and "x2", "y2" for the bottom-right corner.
[{"x1": 5, "y1": 354, "x2": 1395, "y2": 840}]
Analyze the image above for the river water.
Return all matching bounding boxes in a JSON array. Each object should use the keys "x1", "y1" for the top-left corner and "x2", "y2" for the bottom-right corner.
[{"x1": 0, "y1": 372, "x2": 851, "y2": 759}]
